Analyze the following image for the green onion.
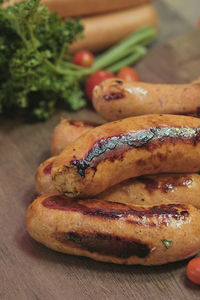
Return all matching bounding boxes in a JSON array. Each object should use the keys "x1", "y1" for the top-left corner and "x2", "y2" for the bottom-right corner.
[
  {"x1": 92, "y1": 26, "x2": 156, "y2": 71},
  {"x1": 107, "y1": 46, "x2": 147, "y2": 73}
]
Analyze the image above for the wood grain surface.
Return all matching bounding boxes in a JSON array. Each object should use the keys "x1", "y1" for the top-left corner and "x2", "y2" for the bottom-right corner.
[{"x1": 1, "y1": 29, "x2": 200, "y2": 300}]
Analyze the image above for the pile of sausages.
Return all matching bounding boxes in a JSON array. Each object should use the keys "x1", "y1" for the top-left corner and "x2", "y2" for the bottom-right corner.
[{"x1": 26, "y1": 113, "x2": 200, "y2": 265}]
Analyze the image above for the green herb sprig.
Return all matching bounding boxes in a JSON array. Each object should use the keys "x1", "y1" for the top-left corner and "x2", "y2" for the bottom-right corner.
[
  {"x1": 161, "y1": 239, "x2": 172, "y2": 249},
  {"x1": 0, "y1": 0, "x2": 157, "y2": 120}
]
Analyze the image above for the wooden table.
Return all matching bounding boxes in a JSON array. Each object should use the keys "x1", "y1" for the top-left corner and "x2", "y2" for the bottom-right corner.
[{"x1": 1, "y1": 3, "x2": 200, "y2": 300}]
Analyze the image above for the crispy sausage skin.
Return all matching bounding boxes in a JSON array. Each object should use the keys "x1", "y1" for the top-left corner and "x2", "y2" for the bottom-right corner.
[
  {"x1": 92, "y1": 78, "x2": 200, "y2": 121},
  {"x1": 51, "y1": 119, "x2": 99, "y2": 156},
  {"x1": 26, "y1": 193, "x2": 200, "y2": 265},
  {"x1": 36, "y1": 157, "x2": 200, "y2": 208},
  {"x1": 35, "y1": 157, "x2": 58, "y2": 195},
  {"x1": 99, "y1": 174, "x2": 200, "y2": 208},
  {"x1": 52, "y1": 114, "x2": 200, "y2": 198},
  {"x1": 42, "y1": 0, "x2": 153, "y2": 18},
  {"x1": 69, "y1": 5, "x2": 158, "y2": 53},
  {"x1": 36, "y1": 118, "x2": 99, "y2": 193}
]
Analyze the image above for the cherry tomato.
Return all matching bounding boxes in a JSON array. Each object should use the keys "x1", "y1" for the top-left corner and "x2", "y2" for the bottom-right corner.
[
  {"x1": 85, "y1": 70, "x2": 114, "y2": 101},
  {"x1": 73, "y1": 50, "x2": 94, "y2": 68},
  {"x1": 186, "y1": 257, "x2": 200, "y2": 285},
  {"x1": 117, "y1": 67, "x2": 140, "y2": 81}
]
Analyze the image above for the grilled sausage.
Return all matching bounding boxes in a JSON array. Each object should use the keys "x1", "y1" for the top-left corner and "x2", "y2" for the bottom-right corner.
[
  {"x1": 92, "y1": 78, "x2": 200, "y2": 121},
  {"x1": 42, "y1": 0, "x2": 154, "y2": 18},
  {"x1": 26, "y1": 193, "x2": 200, "y2": 265},
  {"x1": 99, "y1": 173, "x2": 200, "y2": 208},
  {"x1": 51, "y1": 119, "x2": 99, "y2": 156},
  {"x1": 52, "y1": 114, "x2": 200, "y2": 197},
  {"x1": 36, "y1": 156, "x2": 200, "y2": 208},
  {"x1": 69, "y1": 5, "x2": 158, "y2": 53},
  {"x1": 35, "y1": 157, "x2": 58, "y2": 195}
]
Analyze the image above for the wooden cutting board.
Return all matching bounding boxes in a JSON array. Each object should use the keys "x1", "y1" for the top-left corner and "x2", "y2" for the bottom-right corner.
[{"x1": 1, "y1": 29, "x2": 200, "y2": 300}]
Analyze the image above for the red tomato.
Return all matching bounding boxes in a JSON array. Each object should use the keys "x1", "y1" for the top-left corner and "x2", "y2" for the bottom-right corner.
[
  {"x1": 85, "y1": 70, "x2": 114, "y2": 101},
  {"x1": 186, "y1": 257, "x2": 200, "y2": 285},
  {"x1": 197, "y1": 18, "x2": 200, "y2": 27},
  {"x1": 117, "y1": 67, "x2": 140, "y2": 81},
  {"x1": 73, "y1": 50, "x2": 94, "y2": 68}
]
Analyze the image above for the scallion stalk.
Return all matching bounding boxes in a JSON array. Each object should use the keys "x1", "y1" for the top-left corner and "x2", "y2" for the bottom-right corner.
[
  {"x1": 92, "y1": 26, "x2": 156, "y2": 71},
  {"x1": 107, "y1": 46, "x2": 147, "y2": 73}
]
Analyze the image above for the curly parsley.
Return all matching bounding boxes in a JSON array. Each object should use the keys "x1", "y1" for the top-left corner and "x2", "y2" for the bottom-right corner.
[
  {"x1": 0, "y1": 0, "x2": 156, "y2": 120},
  {"x1": 0, "y1": 0, "x2": 85, "y2": 120}
]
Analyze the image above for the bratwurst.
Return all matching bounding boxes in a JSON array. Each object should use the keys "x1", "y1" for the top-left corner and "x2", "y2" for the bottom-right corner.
[
  {"x1": 92, "y1": 78, "x2": 200, "y2": 121},
  {"x1": 35, "y1": 157, "x2": 200, "y2": 208},
  {"x1": 51, "y1": 119, "x2": 99, "y2": 156},
  {"x1": 26, "y1": 193, "x2": 200, "y2": 265},
  {"x1": 52, "y1": 114, "x2": 200, "y2": 197},
  {"x1": 35, "y1": 156, "x2": 58, "y2": 195}
]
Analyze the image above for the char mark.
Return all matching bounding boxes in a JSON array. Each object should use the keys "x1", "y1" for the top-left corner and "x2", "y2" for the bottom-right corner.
[
  {"x1": 140, "y1": 175, "x2": 192, "y2": 193},
  {"x1": 43, "y1": 162, "x2": 53, "y2": 174},
  {"x1": 115, "y1": 80, "x2": 123, "y2": 85},
  {"x1": 104, "y1": 92, "x2": 124, "y2": 101},
  {"x1": 55, "y1": 231, "x2": 150, "y2": 259},
  {"x1": 70, "y1": 126, "x2": 200, "y2": 177},
  {"x1": 178, "y1": 107, "x2": 200, "y2": 119},
  {"x1": 43, "y1": 196, "x2": 189, "y2": 222},
  {"x1": 69, "y1": 119, "x2": 99, "y2": 127}
]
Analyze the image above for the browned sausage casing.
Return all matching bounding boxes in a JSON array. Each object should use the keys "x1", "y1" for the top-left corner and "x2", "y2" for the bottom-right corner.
[
  {"x1": 92, "y1": 78, "x2": 200, "y2": 121},
  {"x1": 42, "y1": 0, "x2": 154, "y2": 18},
  {"x1": 99, "y1": 174, "x2": 200, "y2": 208},
  {"x1": 35, "y1": 157, "x2": 58, "y2": 195},
  {"x1": 51, "y1": 119, "x2": 99, "y2": 156},
  {"x1": 35, "y1": 157, "x2": 200, "y2": 208},
  {"x1": 26, "y1": 193, "x2": 200, "y2": 265},
  {"x1": 52, "y1": 114, "x2": 200, "y2": 198},
  {"x1": 69, "y1": 5, "x2": 158, "y2": 53}
]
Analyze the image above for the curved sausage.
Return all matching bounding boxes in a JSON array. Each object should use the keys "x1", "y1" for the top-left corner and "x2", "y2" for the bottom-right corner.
[
  {"x1": 92, "y1": 78, "x2": 200, "y2": 121},
  {"x1": 36, "y1": 157, "x2": 200, "y2": 208},
  {"x1": 42, "y1": 0, "x2": 153, "y2": 18},
  {"x1": 51, "y1": 119, "x2": 99, "y2": 156},
  {"x1": 36, "y1": 118, "x2": 99, "y2": 193},
  {"x1": 52, "y1": 114, "x2": 200, "y2": 197},
  {"x1": 69, "y1": 5, "x2": 158, "y2": 53},
  {"x1": 99, "y1": 173, "x2": 200, "y2": 208},
  {"x1": 35, "y1": 157, "x2": 58, "y2": 195},
  {"x1": 26, "y1": 193, "x2": 200, "y2": 265}
]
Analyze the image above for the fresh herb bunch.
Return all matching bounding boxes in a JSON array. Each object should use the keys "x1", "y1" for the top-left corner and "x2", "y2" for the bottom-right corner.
[
  {"x1": 0, "y1": 0, "x2": 157, "y2": 120},
  {"x1": 0, "y1": 0, "x2": 84, "y2": 120}
]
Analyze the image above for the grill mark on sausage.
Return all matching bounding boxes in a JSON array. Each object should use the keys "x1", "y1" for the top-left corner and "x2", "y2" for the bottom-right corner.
[
  {"x1": 104, "y1": 92, "x2": 124, "y2": 101},
  {"x1": 196, "y1": 107, "x2": 200, "y2": 117},
  {"x1": 55, "y1": 231, "x2": 150, "y2": 259},
  {"x1": 115, "y1": 80, "x2": 123, "y2": 85},
  {"x1": 126, "y1": 220, "x2": 157, "y2": 227},
  {"x1": 43, "y1": 195, "x2": 189, "y2": 224},
  {"x1": 43, "y1": 162, "x2": 53, "y2": 174},
  {"x1": 70, "y1": 126, "x2": 200, "y2": 176},
  {"x1": 177, "y1": 107, "x2": 200, "y2": 119},
  {"x1": 140, "y1": 175, "x2": 192, "y2": 193},
  {"x1": 180, "y1": 210, "x2": 189, "y2": 217},
  {"x1": 68, "y1": 119, "x2": 99, "y2": 127}
]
